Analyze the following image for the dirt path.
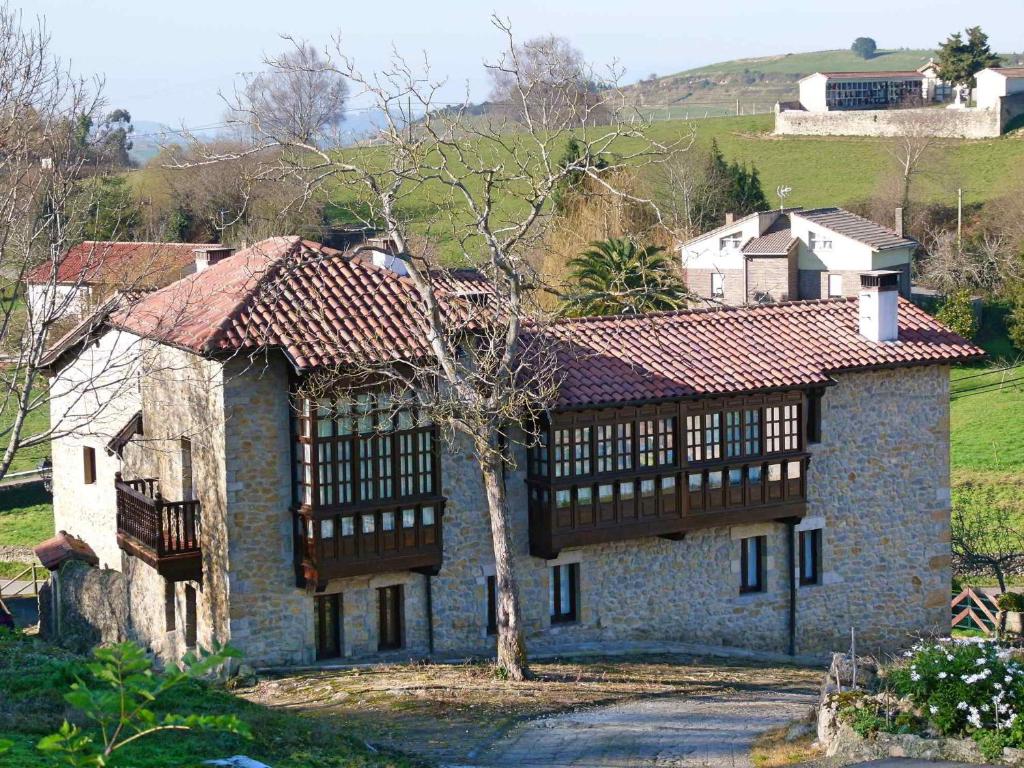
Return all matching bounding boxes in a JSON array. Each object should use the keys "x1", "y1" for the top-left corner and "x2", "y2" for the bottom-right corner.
[{"x1": 459, "y1": 688, "x2": 816, "y2": 767}]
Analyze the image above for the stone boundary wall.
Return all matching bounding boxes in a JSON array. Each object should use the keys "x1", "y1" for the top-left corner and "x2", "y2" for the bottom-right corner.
[{"x1": 775, "y1": 106, "x2": 1004, "y2": 139}]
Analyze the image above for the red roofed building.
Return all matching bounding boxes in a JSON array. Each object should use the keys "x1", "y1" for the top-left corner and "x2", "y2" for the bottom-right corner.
[
  {"x1": 25, "y1": 240, "x2": 227, "y2": 322},
  {"x1": 43, "y1": 237, "x2": 982, "y2": 666}
]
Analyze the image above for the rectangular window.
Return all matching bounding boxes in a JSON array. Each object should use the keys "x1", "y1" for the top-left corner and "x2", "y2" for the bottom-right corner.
[
  {"x1": 827, "y1": 273, "x2": 843, "y2": 298},
  {"x1": 720, "y1": 232, "x2": 742, "y2": 250},
  {"x1": 765, "y1": 406, "x2": 781, "y2": 453},
  {"x1": 618, "y1": 481, "x2": 635, "y2": 501},
  {"x1": 743, "y1": 410, "x2": 761, "y2": 456},
  {"x1": 595, "y1": 425, "x2": 614, "y2": 473},
  {"x1": 378, "y1": 585, "x2": 403, "y2": 650},
  {"x1": 164, "y1": 580, "x2": 176, "y2": 633},
  {"x1": 807, "y1": 231, "x2": 817, "y2": 250},
  {"x1": 315, "y1": 593, "x2": 342, "y2": 660},
  {"x1": 616, "y1": 423, "x2": 633, "y2": 470},
  {"x1": 711, "y1": 272, "x2": 725, "y2": 298},
  {"x1": 553, "y1": 429, "x2": 571, "y2": 478},
  {"x1": 550, "y1": 563, "x2": 578, "y2": 624},
  {"x1": 486, "y1": 575, "x2": 497, "y2": 636},
  {"x1": 556, "y1": 489, "x2": 571, "y2": 509},
  {"x1": 703, "y1": 413, "x2": 721, "y2": 460},
  {"x1": 740, "y1": 536, "x2": 765, "y2": 594},
  {"x1": 685, "y1": 415, "x2": 703, "y2": 462},
  {"x1": 782, "y1": 404, "x2": 799, "y2": 452},
  {"x1": 725, "y1": 411, "x2": 742, "y2": 458},
  {"x1": 657, "y1": 418, "x2": 676, "y2": 465},
  {"x1": 83, "y1": 446, "x2": 96, "y2": 485},
  {"x1": 184, "y1": 584, "x2": 197, "y2": 648},
  {"x1": 638, "y1": 420, "x2": 656, "y2": 467},
  {"x1": 573, "y1": 427, "x2": 592, "y2": 476},
  {"x1": 807, "y1": 390, "x2": 823, "y2": 444},
  {"x1": 529, "y1": 431, "x2": 549, "y2": 477},
  {"x1": 800, "y1": 529, "x2": 822, "y2": 586},
  {"x1": 598, "y1": 484, "x2": 614, "y2": 503}
]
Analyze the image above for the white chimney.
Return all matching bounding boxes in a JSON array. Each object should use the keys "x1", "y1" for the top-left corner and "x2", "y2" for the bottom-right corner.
[
  {"x1": 894, "y1": 207, "x2": 905, "y2": 238},
  {"x1": 858, "y1": 271, "x2": 900, "y2": 342},
  {"x1": 364, "y1": 236, "x2": 408, "y2": 276},
  {"x1": 724, "y1": 212, "x2": 736, "y2": 226},
  {"x1": 193, "y1": 245, "x2": 234, "y2": 272}
]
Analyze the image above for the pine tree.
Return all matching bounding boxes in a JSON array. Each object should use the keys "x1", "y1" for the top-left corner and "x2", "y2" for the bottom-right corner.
[{"x1": 936, "y1": 26, "x2": 1001, "y2": 87}]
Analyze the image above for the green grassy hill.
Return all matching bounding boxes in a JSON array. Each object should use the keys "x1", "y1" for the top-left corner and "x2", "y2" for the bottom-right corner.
[{"x1": 624, "y1": 48, "x2": 1022, "y2": 118}]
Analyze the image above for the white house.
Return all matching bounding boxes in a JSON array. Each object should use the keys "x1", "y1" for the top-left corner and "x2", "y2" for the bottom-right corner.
[
  {"x1": 679, "y1": 207, "x2": 917, "y2": 306},
  {"x1": 975, "y1": 67, "x2": 1024, "y2": 110}
]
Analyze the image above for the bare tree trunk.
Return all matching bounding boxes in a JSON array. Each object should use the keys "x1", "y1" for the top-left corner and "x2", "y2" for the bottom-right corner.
[{"x1": 480, "y1": 450, "x2": 528, "y2": 680}]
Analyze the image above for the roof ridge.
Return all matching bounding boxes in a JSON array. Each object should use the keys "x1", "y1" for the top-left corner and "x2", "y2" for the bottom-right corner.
[{"x1": 549, "y1": 297, "x2": 851, "y2": 327}]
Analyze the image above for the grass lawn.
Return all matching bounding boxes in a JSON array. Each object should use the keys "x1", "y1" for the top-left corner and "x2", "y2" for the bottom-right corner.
[
  {"x1": 0, "y1": 397, "x2": 50, "y2": 476},
  {"x1": 0, "y1": 484, "x2": 53, "y2": 547},
  {"x1": 0, "y1": 632, "x2": 418, "y2": 768}
]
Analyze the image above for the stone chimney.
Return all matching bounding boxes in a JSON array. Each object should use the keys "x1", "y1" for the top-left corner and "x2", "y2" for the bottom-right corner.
[
  {"x1": 858, "y1": 271, "x2": 900, "y2": 342},
  {"x1": 193, "y1": 245, "x2": 235, "y2": 273},
  {"x1": 725, "y1": 212, "x2": 736, "y2": 226},
  {"x1": 894, "y1": 207, "x2": 905, "y2": 238}
]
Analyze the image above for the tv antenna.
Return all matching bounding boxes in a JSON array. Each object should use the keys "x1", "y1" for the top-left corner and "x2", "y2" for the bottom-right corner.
[{"x1": 776, "y1": 185, "x2": 792, "y2": 210}]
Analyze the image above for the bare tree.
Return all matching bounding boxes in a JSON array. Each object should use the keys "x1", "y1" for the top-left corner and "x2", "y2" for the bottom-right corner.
[
  {"x1": 487, "y1": 33, "x2": 607, "y2": 128},
  {"x1": 917, "y1": 228, "x2": 1018, "y2": 295},
  {"x1": 883, "y1": 114, "x2": 943, "y2": 220},
  {"x1": 952, "y1": 502, "x2": 1024, "y2": 594},
  {"x1": 241, "y1": 39, "x2": 348, "y2": 145},
  {"x1": 182, "y1": 15, "x2": 682, "y2": 679}
]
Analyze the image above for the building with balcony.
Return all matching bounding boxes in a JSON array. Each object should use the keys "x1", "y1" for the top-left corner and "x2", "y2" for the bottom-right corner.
[{"x1": 43, "y1": 237, "x2": 982, "y2": 665}]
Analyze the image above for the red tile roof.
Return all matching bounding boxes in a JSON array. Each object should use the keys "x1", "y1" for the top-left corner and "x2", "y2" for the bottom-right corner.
[
  {"x1": 34, "y1": 531, "x2": 99, "y2": 571},
  {"x1": 543, "y1": 299, "x2": 983, "y2": 409},
  {"x1": 819, "y1": 71, "x2": 924, "y2": 79},
  {"x1": 26, "y1": 241, "x2": 213, "y2": 286},
  {"x1": 109, "y1": 237, "x2": 442, "y2": 369},
  {"x1": 108, "y1": 237, "x2": 983, "y2": 408}
]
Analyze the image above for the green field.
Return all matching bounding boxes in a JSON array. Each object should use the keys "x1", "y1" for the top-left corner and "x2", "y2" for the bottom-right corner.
[
  {"x1": 676, "y1": 48, "x2": 938, "y2": 78},
  {"x1": 0, "y1": 398, "x2": 49, "y2": 476}
]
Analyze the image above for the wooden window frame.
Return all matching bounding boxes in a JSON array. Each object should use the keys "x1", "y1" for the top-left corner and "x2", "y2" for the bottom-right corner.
[
  {"x1": 550, "y1": 563, "x2": 578, "y2": 624},
  {"x1": 799, "y1": 528, "x2": 822, "y2": 586},
  {"x1": 740, "y1": 536, "x2": 765, "y2": 594},
  {"x1": 83, "y1": 446, "x2": 96, "y2": 485},
  {"x1": 315, "y1": 592, "x2": 342, "y2": 660},
  {"x1": 377, "y1": 584, "x2": 404, "y2": 651}
]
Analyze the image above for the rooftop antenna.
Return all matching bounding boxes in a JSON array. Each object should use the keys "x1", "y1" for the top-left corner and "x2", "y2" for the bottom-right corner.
[{"x1": 776, "y1": 185, "x2": 792, "y2": 211}]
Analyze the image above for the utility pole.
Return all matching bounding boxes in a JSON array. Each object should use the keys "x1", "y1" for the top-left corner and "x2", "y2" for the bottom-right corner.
[
  {"x1": 957, "y1": 187, "x2": 963, "y2": 253},
  {"x1": 736, "y1": 98, "x2": 739, "y2": 116}
]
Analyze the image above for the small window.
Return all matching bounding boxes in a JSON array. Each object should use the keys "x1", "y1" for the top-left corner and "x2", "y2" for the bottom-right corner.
[
  {"x1": 486, "y1": 575, "x2": 497, "y2": 636},
  {"x1": 800, "y1": 529, "x2": 822, "y2": 586},
  {"x1": 687, "y1": 472, "x2": 702, "y2": 492},
  {"x1": 711, "y1": 273, "x2": 725, "y2": 298},
  {"x1": 180, "y1": 438, "x2": 194, "y2": 501},
  {"x1": 321, "y1": 519, "x2": 335, "y2": 539},
  {"x1": 577, "y1": 486, "x2": 593, "y2": 506},
  {"x1": 362, "y1": 515, "x2": 376, "y2": 534},
  {"x1": 618, "y1": 481, "x2": 635, "y2": 500},
  {"x1": 720, "y1": 232, "x2": 742, "y2": 250},
  {"x1": 556, "y1": 489, "x2": 572, "y2": 508},
  {"x1": 341, "y1": 516, "x2": 355, "y2": 536},
  {"x1": 827, "y1": 273, "x2": 843, "y2": 298},
  {"x1": 381, "y1": 512, "x2": 395, "y2": 532},
  {"x1": 807, "y1": 390, "x2": 823, "y2": 444},
  {"x1": 378, "y1": 585, "x2": 403, "y2": 650},
  {"x1": 598, "y1": 484, "x2": 615, "y2": 503},
  {"x1": 164, "y1": 580, "x2": 176, "y2": 633},
  {"x1": 184, "y1": 584, "x2": 197, "y2": 648},
  {"x1": 422, "y1": 506, "x2": 436, "y2": 526},
  {"x1": 707, "y1": 470, "x2": 723, "y2": 490},
  {"x1": 807, "y1": 231, "x2": 817, "y2": 250},
  {"x1": 740, "y1": 536, "x2": 765, "y2": 593},
  {"x1": 83, "y1": 446, "x2": 96, "y2": 485},
  {"x1": 550, "y1": 563, "x2": 578, "y2": 624}
]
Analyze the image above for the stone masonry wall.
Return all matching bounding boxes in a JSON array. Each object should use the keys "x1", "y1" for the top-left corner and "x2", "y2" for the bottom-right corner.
[
  {"x1": 683, "y1": 267, "x2": 745, "y2": 306},
  {"x1": 228, "y1": 364, "x2": 950, "y2": 665},
  {"x1": 775, "y1": 106, "x2": 1003, "y2": 139}
]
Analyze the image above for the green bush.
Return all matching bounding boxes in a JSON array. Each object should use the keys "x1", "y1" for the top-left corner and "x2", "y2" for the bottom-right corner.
[
  {"x1": 839, "y1": 705, "x2": 885, "y2": 737},
  {"x1": 936, "y1": 290, "x2": 978, "y2": 340},
  {"x1": 998, "y1": 592, "x2": 1024, "y2": 612},
  {"x1": 974, "y1": 728, "x2": 1011, "y2": 760}
]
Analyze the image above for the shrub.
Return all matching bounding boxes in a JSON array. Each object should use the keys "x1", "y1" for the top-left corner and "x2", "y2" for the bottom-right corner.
[
  {"x1": 936, "y1": 290, "x2": 978, "y2": 340},
  {"x1": 974, "y1": 728, "x2": 1011, "y2": 760},
  {"x1": 998, "y1": 592, "x2": 1024, "y2": 612}
]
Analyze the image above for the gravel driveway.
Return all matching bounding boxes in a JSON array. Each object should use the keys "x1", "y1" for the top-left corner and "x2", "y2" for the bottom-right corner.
[{"x1": 459, "y1": 687, "x2": 816, "y2": 767}]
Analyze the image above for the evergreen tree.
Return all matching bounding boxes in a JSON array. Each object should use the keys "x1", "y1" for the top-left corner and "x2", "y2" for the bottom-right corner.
[
  {"x1": 936, "y1": 26, "x2": 1001, "y2": 87},
  {"x1": 552, "y1": 137, "x2": 608, "y2": 214}
]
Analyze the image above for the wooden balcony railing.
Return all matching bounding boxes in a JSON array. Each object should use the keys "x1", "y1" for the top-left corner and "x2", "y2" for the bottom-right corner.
[
  {"x1": 528, "y1": 455, "x2": 808, "y2": 559},
  {"x1": 294, "y1": 499, "x2": 445, "y2": 588},
  {"x1": 115, "y1": 473, "x2": 202, "y2": 582}
]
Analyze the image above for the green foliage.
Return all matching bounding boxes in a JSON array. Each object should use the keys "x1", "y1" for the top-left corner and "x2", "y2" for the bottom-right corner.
[
  {"x1": 851, "y1": 38, "x2": 878, "y2": 60},
  {"x1": 82, "y1": 176, "x2": 141, "y2": 242},
  {"x1": 560, "y1": 237, "x2": 688, "y2": 316},
  {"x1": 998, "y1": 592, "x2": 1024, "y2": 612},
  {"x1": 840, "y1": 705, "x2": 885, "y2": 737},
  {"x1": 1005, "y1": 287, "x2": 1024, "y2": 353},
  {"x1": 887, "y1": 639, "x2": 1022, "y2": 737},
  {"x1": 707, "y1": 138, "x2": 768, "y2": 222},
  {"x1": 552, "y1": 138, "x2": 608, "y2": 215},
  {"x1": 936, "y1": 290, "x2": 978, "y2": 340},
  {"x1": 936, "y1": 26, "x2": 1001, "y2": 87},
  {"x1": 36, "y1": 642, "x2": 248, "y2": 766},
  {"x1": 974, "y1": 728, "x2": 1012, "y2": 760}
]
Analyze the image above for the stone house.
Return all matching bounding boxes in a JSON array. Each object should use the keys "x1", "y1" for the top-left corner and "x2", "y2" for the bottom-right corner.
[
  {"x1": 43, "y1": 236, "x2": 982, "y2": 666},
  {"x1": 680, "y1": 207, "x2": 916, "y2": 306}
]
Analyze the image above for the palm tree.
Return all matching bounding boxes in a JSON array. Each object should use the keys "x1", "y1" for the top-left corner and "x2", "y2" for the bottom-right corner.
[{"x1": 560, "y1": 237, "x2": 689, "y2": 317}]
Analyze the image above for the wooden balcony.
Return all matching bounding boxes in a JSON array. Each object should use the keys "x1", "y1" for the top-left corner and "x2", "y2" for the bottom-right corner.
[
  {"x1": 115, "y1": 474, "x2": 202, "y2": 582},
  {"x1": 528, "y1": 456, "x2": 808, "y2": 559},
  {"x1": 294, "y1": 499, "x2": 445, "y2": 589}
]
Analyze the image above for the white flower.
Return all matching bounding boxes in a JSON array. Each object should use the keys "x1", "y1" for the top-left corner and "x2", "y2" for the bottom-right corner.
[
  {"x1": 938, "y1": 672, "x2": 948, "y2": 679},
  {"x1": 958, "y1": 702, "x2": 970, "y2": 711},
  {"x1": 911, "y1": 672, "x2": 921, "y2": 682},
  {"x1": 930, "y1": 705, "x2": 939, "y2": 715},
  {"x1": 947, "y1": 654, "x2": 955, "y2": 661}
]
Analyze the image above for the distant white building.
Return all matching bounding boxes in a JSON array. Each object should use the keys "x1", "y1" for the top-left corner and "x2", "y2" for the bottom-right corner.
[
  {"x1": 679, "y1": 207, "x2": 917, "y2": 306},
  {"x1": 974, "y1": 67, "x2": 1024, "y2": 110},
  {"x1": 796, "y1": 64, "x2": 947, "y2": 113}
]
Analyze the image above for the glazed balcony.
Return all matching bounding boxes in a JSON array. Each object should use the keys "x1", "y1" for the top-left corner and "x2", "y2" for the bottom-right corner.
[
  {"x1": 527, "y1": 456, "x2": 808, "y2": 560},
  {"x1": 295, "y1": 499, "x2": 445, "y2": 588},
  {"x1": 114, "y1": 473, "x2": 202, "y2": 582}
]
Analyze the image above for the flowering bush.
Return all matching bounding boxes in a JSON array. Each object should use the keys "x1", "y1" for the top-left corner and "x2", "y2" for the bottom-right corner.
[{"x1": 887, "y1": 637, "x2": 1024, "y2": 742}]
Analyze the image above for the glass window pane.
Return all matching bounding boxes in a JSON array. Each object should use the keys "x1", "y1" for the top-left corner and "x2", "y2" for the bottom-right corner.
[
  {"x1": 640, "y1": 479, "x2": 656, "y2": 497},
  {"x1": 421, "y1": 506, "x2": 435, "y2": 526},
  {"x1": 787, "y1": 460, "x2": 802, "y2": 479},
  {"x1": 748, "y1": 465, "x2": 763, "y2": 483},
  {"x1": 768, "y1": 463, "x2": 782, "y2": 482},
  {"x1": 729, "y1": 468, "x2": 743, "y2": 486},
  {"x1": 619, "y1": 481, "x2": 635, "y2": 500},
  {"x1": 402, "y1": 509, "x2": 416, "y2": 528},
  {"x1": 707, "y1": 470, "x2": 723, "y2": 489},
  {"x1": 341, "y1": 516, "x2": 354, "y2": 536},
  {"x1": 577, "y1": 486, "x2": 592, "y2": 505},
  {"x1": 556, "y1": 489, "x2": 572, "y2": 508},
  {"x1": 382, "y1": 512, "x2": 395, "y2": 531},
  {"x1": 362, "y1": 515, "x2": 376, "y2": 533},
  {"x1": 321, "y1": 519, "x2": 334, "y2": 539},
  {"x1": 661, "y1": 475, "x2": 676, "y2": 491},
  {"x1": 598, "y1": 484, "x2": 614, "y2": 503},
  {"x1": 688, "y1": 473, "x2": 702, "y2": 492}
]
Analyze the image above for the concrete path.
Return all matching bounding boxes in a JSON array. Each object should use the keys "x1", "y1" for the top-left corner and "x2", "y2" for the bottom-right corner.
[{"x1": 461, "y1": 687, "x2": 816, "y2": 767}]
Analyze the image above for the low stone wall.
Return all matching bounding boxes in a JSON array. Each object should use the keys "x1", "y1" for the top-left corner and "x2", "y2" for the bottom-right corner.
[{"x1": 775, "y1": 106, "x2": 1003, "y2": 139}]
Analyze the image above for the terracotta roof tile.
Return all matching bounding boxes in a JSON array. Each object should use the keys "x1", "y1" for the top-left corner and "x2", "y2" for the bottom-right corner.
[
  {"x1": 26, "y1": 241, "x2": 214, "y2": 286},
  {"x1": 543, "y1": 298, "x2": 983, "y2": 409}
]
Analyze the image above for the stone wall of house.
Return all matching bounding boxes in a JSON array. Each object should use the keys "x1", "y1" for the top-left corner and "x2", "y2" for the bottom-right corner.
[
  {"x1": 774, "y1": 105, "x2": 1003, "y2": 139},
  {"x1": 683, "y1": 267, "x2": 745, "y2": 306},
  {"x1": 228, "y1": 364, "x2": 949, "y2": 665},
  {"x1": 747, "y1": 256, "x2": 795, "y2": 303}
]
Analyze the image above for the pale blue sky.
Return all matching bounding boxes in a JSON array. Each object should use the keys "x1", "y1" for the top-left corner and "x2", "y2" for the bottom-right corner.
[{"x1": 24, "y1": 0, "x2": 1024, "y2": 127}]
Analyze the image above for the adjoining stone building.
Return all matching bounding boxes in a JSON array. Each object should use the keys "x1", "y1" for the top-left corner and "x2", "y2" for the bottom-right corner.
[
  {"x1": 679, "y1": 206, "x2": 916, "y2": 306},
  {"x1": 43, "y1": 237, "x2": 982, "y2": 666}
]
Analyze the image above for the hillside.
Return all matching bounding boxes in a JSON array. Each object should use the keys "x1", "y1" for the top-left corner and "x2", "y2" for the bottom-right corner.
[{"x1": 622, "y1": 48, "x2": 1021, "y2": 119}]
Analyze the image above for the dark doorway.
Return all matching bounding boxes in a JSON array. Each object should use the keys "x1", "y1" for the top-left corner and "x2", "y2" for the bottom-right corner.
[
  {"x1": 314, "y1": 593, "x2": 342, "y2": 660},
  {"x1": 377, "y1": 585, "x2": 403, "y2": 650}
]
